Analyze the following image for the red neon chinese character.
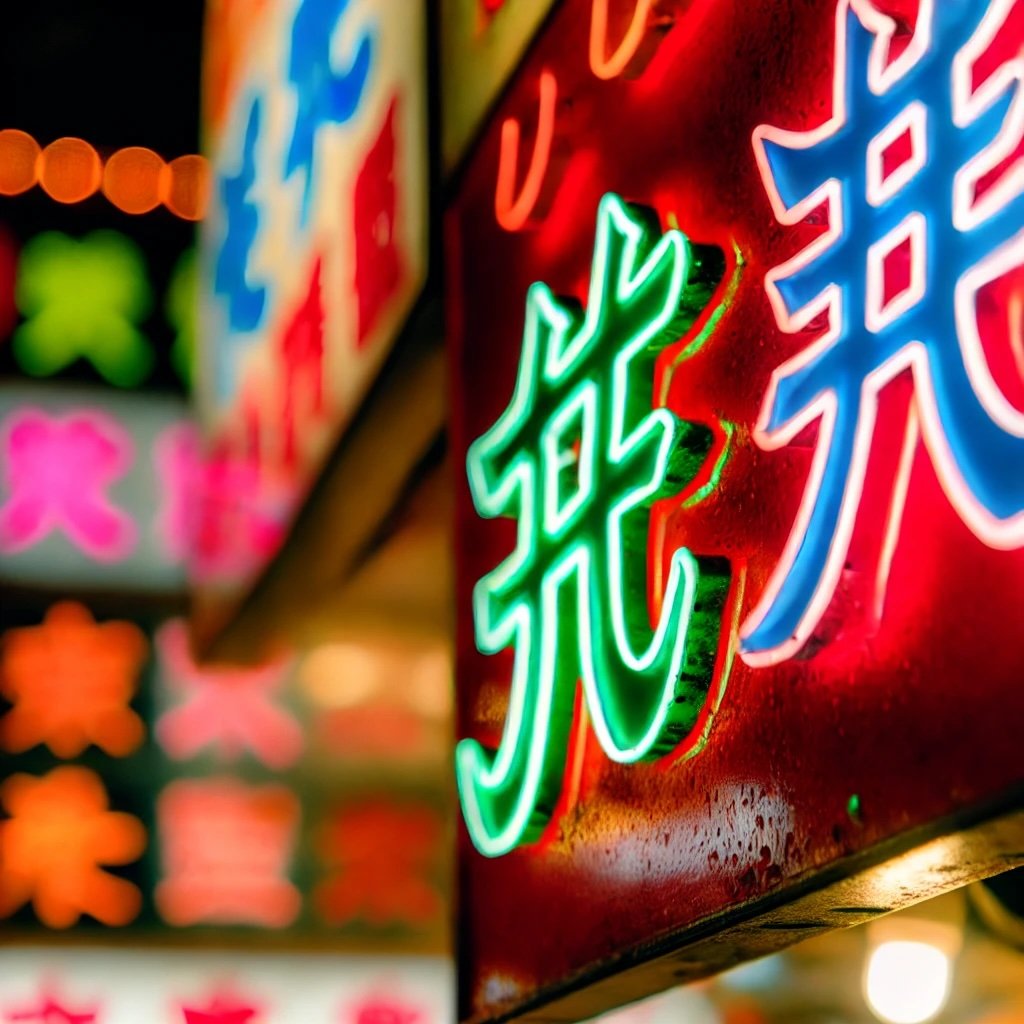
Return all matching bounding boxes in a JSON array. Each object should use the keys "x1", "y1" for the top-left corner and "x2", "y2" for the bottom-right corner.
[
  {"x1": 0, "y1": 409, "x2": 135, "y2": 559},
  {"x1": 278, "y1": 257, "x2": 326, "y2": 468},
  {"x1": 315, "y1": 801, "x2": 442, "y2": 928},
  {"x1": 353, "y1": 97, "x2": 404, "y2": 348},
  {"x1": 155, "y1": 778, "x2": 301, "y2": 928},
  {"x1": 348, "y1": 997, "x2": 422, "y2": 1024},
  {"x1": 5, "y1": 995, "x2": 99, "y2": 1024},
  {"x1": 155, "y1": 618, "x2": 302, "y2": 769},
  {"x1": 0, "y1": 766, "x2": 145, "y2": 928},
  {"x1": 0, "y1": 602, "x2": 147, "y2": 758}
]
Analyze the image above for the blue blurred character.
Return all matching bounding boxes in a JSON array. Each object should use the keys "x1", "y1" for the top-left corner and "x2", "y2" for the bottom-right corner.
[{"x1": 285, "y1": 0, "x2": 375, "y2": 221}]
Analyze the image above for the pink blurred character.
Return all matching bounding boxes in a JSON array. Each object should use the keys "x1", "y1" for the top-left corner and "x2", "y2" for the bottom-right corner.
[
  {"x1": 0, "y1": 409, "x2": 135, "y2": 560},
  {"x1": 155, "y1": 619, "x2": 302, "y2": 769}
]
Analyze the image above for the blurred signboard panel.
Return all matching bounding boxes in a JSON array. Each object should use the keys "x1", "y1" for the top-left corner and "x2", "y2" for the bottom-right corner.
[
  {"x1": 440, "y1": 0, "x2": 560, "y2": 170},
  {"x1": 0, "y1": 948, "x2": 452, "y2": 1024},
  {"x1": 197, "y1": 0, "x2": 429, "y2": 601},
  {"x1": 447, "y1": 0, "x2": 1024, "y2": 1019}
]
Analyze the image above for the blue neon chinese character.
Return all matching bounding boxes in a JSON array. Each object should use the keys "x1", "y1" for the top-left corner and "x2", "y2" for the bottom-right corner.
[
  {"x1": 744, "y1": 0, "x2": 1024, "y2": 665},
  {"x1": 285, "y1": 0, "x2": 375, "y2": 222}
]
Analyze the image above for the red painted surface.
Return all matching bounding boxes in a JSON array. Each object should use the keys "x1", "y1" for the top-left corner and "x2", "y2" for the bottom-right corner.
[{"x1": 447, "y1": 0, "x2": 1024, "y2": 1018}]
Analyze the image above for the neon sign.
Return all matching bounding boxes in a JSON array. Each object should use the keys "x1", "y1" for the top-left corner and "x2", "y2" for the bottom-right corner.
[
  {"x1": 456, "y1": 0, "x2": 1024, "y2": 862},
  {"x1": 742, "y1": 0, "x2": 1024, "y2": 665},
  {"x1": 457, "y1": 194, "x2": 730, "y2": 856}
]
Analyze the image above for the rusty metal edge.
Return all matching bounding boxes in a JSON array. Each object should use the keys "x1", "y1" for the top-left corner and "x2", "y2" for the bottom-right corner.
[{"x1": 462, "y1": 783, "x2": 1024, "y2": 1023}]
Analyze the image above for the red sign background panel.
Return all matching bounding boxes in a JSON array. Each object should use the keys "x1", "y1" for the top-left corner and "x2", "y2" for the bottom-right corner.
[{"x1": 448, "y1": 0, "x2": 1024, "y2": 1020}]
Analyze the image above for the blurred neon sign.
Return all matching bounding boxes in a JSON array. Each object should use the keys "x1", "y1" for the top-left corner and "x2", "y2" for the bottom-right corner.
[
  {"x1": 457, "y1": 194, "x2": 730, "y2": 856},
  {"x1": 202, "y1": 0, "x2": 427, "y2": 502},
  {"x1": 0, "y1": 952, "x2": 453, "y2": 1023}
]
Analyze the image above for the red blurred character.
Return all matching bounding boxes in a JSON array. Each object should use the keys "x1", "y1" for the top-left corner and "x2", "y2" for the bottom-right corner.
[
  {"x1": 278, "y1": 257, "x2": 326, "y2": 468},
  {"x1": 180, "y1": 994, "x2": 260, "y2": 1024},
  {"x1": 6, "y1": 995, "x2": 98, "y2": 1024},
  {"x1": 353, "y1": 97, "x2": 404, "y2": 348},
  {"x1": 315, "y1": 800, "x2": 442, "y2": 929},
  {"x1": 348, "y1": 997, "x2": 422, "y2": 1024},
  {"x1": 155, "y1": 778, "x2": 300, "y2": 928}
]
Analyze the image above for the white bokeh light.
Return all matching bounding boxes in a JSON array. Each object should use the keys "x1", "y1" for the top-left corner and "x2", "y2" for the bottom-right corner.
[{"x1": 864, "y1": 940, "x2": 952, "y2": 1024}]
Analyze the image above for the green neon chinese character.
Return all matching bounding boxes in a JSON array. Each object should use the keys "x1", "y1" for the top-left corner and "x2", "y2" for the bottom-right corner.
[
  {"x1": 14, "y1": 231, "x2": 153, "y2": 388},
  {"x1": 457, "y1": 193, "x2": 731, "y2": 857}
]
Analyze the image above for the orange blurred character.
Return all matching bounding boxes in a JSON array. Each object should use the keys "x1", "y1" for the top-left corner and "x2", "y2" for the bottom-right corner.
[
  {"x1": 314, "y1": 800, "x2": 443, "y2": 929},
  {"x1": 0, "y1": 766, "x2": 146, "y2": 928},
  {"x1": 155, "y1": 778, "x2": 300, "y2": 928},
  {"x1": 0, "y1": 602, "x2": 147, "y2": 758}
]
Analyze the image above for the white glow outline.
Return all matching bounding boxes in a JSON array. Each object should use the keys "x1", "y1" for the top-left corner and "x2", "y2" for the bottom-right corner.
[
  {"x1": 865, "y1": 212, "x2": 928, "y2": 333},
  {"x1": 542, "y1": 381, "x2": 598, "y2": 537},
  {"x1": 866, "y1": 100, "x2": 928, "y2": 208},
  {"x1": 744, "y1": 0, "x2": 1024, "y2": 667}
]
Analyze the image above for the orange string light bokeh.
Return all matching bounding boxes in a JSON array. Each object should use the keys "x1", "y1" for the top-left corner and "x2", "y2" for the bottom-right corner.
[{"x1": 0, "y1": 129, "x2": 210, "y2": 220}]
